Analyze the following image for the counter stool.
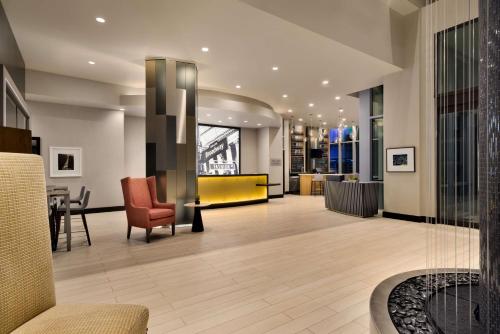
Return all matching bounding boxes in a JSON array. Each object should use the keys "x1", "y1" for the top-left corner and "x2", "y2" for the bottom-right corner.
[
  {"x1": 311, "y1": 174, "x2": 324, "y2": 195},
  {"x1": 56, "y1": 190, "x2": 92, "y2": 246}
]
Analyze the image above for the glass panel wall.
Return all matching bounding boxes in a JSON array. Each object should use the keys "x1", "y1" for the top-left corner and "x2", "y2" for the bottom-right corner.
[
  {"x1": 5, "y1": 93, "x2": 17, "y2": 128},
  {"x1": 371, "y1": 118, "x2": 384, "y2": 180},
  {"x1": 4, "y1": 91, "x2": 28, "y2": 130},
  {"x1": 436, "y1": 20, "x2": 478, "y2": 226},
  {"x1": 371, "y1": 86, "x2": 384, "y2": 117}
]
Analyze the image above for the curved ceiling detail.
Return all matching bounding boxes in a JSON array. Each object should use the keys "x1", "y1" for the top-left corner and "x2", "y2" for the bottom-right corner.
[{"x1": 198, "y1": 89, "x2": 281, "y2": 128}]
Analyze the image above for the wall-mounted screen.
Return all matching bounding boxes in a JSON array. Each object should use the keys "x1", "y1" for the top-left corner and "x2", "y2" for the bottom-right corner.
[{"x1": 198, "y1": 124, "x2": 240, "y2": 175}]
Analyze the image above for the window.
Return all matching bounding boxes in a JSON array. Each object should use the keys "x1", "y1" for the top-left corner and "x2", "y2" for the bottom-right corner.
[
  {"x1": 371, "y1": 86, "x2": 384, "y2": 117},
  {"x1": 370, "y1": 86, "x2": 383, "y2": 181}
]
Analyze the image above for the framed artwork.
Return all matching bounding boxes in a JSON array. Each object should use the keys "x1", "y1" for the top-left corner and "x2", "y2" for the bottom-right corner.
[
  {"x1": 386, "y1": 147, "x2": 415, "y2": 172},
  {"x1": 49, "y1": 147, "x2": 82, "y2": 177}
]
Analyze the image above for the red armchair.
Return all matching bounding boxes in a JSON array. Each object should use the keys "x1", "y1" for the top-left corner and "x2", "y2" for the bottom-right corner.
[{"x1": 121, "y1": 176, "x2": 175, "y2": 243}]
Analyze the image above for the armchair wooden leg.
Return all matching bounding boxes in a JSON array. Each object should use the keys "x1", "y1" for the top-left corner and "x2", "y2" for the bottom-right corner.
[
  {"x1": 171, "y1": 223, "x2": 175, "y2": 236},
  {"x1": 146, "y1": 228, "x2": 152, "y2": 243},
  {"x1": 127, "y1": 225, "x2": 132, "y2": 239}
]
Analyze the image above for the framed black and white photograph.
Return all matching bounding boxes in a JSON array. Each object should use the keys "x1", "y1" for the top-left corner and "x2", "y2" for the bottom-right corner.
[
  {"x1": 49, "y1": 147, "x2": 82, "y2": 177},
  {"x1": 197, "y1": 124, "x2": 240, "y2": 175},
  {"x1": 386, "y1": 147, "x2": 415, "y2": 172}
]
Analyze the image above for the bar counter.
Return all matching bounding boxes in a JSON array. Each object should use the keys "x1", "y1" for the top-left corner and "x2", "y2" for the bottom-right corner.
[
  {"x1": 299, "y1": 173, "x2": 343, "y2": 195},
  {"x1": 198, "y1": 174, "x2": 268, "y2": 208}
]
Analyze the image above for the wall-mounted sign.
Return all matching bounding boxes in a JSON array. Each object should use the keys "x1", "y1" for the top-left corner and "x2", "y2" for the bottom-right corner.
[
  {"x1": 270, "y1": 158, "x2": 282, "y2": 166},
  {"x1": 203, "y1": 138, "x2": 228, "y2": 162}
]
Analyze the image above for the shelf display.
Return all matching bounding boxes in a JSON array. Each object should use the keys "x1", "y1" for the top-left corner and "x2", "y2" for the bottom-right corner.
[
  {"x1": 314, "y1": 128, "x2": 329, "y2": 172},
  {"x1": 290, "y1": 125, "x2": 305, "y2": 173}
]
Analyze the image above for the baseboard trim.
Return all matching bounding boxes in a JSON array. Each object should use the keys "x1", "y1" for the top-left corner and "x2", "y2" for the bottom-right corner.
[
  {"x1": 86, "y1": 206, "x2": 125, "y2": 214},
  {"x1": 269, "y1": 194, "x2": 284, "y2": 199},
  {"x1": 382, "y1": 211, "x2": 428, "y2": 223}
]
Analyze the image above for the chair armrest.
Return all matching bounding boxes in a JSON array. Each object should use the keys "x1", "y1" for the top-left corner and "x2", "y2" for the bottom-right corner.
[
  {"x1": 153, "y1": 201, "x2": 176, "y2": 211},
  {"x1": 127, "y1": 204, "x2": 150, "y2": 223}
]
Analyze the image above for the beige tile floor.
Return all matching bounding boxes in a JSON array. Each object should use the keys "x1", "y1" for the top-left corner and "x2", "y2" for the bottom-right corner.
[{"x1": 52, "y1": 195, "x2": 479, "y2": 334}]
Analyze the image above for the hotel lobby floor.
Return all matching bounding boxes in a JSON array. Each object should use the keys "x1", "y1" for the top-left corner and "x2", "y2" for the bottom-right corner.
[{"x1": 52, "y1": 195, "x2": 479, "y2": 334}]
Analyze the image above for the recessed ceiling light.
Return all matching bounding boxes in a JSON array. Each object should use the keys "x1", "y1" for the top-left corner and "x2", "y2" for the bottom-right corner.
[
  {"x1": 217, "y1": 120, "x2": 222, "y2": 123},
  {"x1": 272, "y1": 66, "x2": 279, "y2": 71},
  {"x1": 235, "y1": 85, "x2": 241, "y2": 89},
  {"x1": 243, "y1": 120, "x2": 248, "y2": 123},
  {"x1": 335, "y1": 96, "x2": 341, "y2": 100},
  {"x1": 317, "y1": 114, "x2": 322, "y2": 118},
  {"x1": 201, "y1": 47, "x2": 209, "y2": 52},
  {"x1": 228, "y1": 116, "x2": 233, "y2": 120},
  {"x1": 323, "y1": 122, "x2": 327, "y2": 125},
  {"x1": 322, "y1": 80, "x2": 329, "y2": 85},
  {"x1": 95, "y1": 17, "x2": 106, "y2": 23},
  {"x1": 282, "y1": 94, "x2": 288, "y2": 98},
  {"x1": 308, "y1": 103, "x2": 314, "y2": 107},
  {"x1": 88, "y1": 60, "x2": 96, "y2": 65},
  {"x1": 288, "y1": 109, "x2": 293, "y2": 113},
  {"x1": 298, "y1": 118, "x2": 303, "y2": 122},
  {"x1": 119, "y1": 108, "x2": 125, "y2": 111},
  {"x1": 339, "y1": 108, "x2": 344, "y2": 113},
  {"x1": 342, "y1": 118, "x2": 346, "y2": 121},
  {"x1": 206, "y1": 113, "x2": 211, "y2": 117},
  {"x1": 257, "y1": 123, "x2": 262, "y2": 126}
]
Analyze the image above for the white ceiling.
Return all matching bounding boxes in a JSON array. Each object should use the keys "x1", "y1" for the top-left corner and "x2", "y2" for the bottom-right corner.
[{"x1": 2, "y1": 0, "x2": 404, "y2": 127}]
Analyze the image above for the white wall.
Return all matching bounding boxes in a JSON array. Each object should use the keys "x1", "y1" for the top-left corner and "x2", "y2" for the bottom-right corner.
[
  {"x1": 256, "y1": 125, "x2": 284, "y2": 196},
  {"x1": 124, "y1": 116, "x2": 146, "y2": 177},
  {"x1": 268, "y1": 126, "x2": 284, "y2": 196},
  {"x1": 382, "y1": 12, "x2": 422, "y2": 217},
  {"x1": 240, "y1": 127, "x2": 258, "y2": 174},
  {"x1": 30, "y1": 101, "x2": 125, "y2": 208},
  {"x1": 257, "y1": 127, "x2": 270, "y2": 174}
]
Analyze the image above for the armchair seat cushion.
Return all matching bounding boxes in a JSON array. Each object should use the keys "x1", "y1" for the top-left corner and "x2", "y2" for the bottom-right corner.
[
  {"x1": 12, "y1": 304, "x2": 149, "y2": 334},
  {"x1": 149, "y1": 208, "x2": 174, "y2": 220}
]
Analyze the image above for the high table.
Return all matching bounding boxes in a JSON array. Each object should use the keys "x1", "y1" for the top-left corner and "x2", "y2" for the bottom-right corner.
[
  {"x1": 184, "y1": 202, "x2": 211, "y2": 232},
  {"x1": 46, "y1": 186, "x2": 71, "y2": 251}
]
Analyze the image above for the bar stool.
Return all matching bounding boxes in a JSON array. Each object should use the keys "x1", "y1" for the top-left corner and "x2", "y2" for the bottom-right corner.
[
  {"x1": 311, "y1": 174, "x2": 324, "y2": 195},
  {"x1": 56, "y1": 190, "x2": 92, "y2": 246}
]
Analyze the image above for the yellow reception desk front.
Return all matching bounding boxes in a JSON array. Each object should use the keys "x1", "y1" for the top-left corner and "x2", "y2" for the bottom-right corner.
[{"x1": 198, "y1": 174, "x2": 269, "y2": 207}]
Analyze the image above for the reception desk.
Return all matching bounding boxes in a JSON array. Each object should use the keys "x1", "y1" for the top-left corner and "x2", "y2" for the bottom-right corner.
[
  {"x1": 324, "y1": 180, "x2": 379, "y2": 217},
  {"x1": 198, "y1": 174, "x2": 269, "y2": 207}
]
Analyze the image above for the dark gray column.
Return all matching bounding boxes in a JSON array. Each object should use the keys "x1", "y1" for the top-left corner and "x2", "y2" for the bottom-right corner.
[
  {"x1": 146, "y1": 58, "x2": 197, "y2": 224},
  {"x1": 478, "y1": 0, "x2": 499, "y2": 332}
]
